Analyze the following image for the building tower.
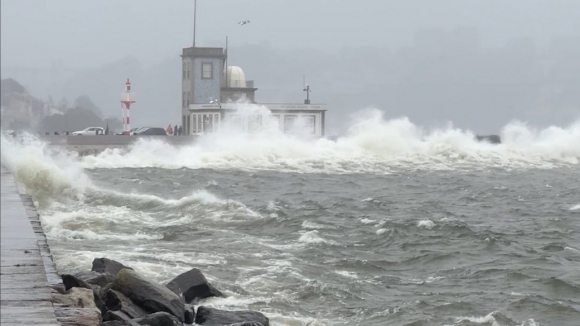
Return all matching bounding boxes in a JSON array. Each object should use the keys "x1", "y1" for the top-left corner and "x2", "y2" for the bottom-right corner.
[
  {"x1": 180, "y1": 47, "x2": 227, "y2": 135},
  {"x1": 120, "y1": 79, "x2": 136, "y2": 135}
]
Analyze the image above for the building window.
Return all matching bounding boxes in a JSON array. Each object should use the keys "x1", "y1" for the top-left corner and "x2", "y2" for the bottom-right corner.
[
  {"x1": 304, "y1": 115, "x2": 315, "y2": 134},
  {"x1": 182, "y1": 62, "x2": 186, "y2": 79},
  {"x1": 192, "y1": 115, "x2": 197, "y2": 133},
  {"x1": 284, "y1": 115, "x2": 297, "y2": 133},
  {"x1": 182, "y1": 92, "x2": 186, "y2": 108},
  {"x1": 202, "y1": 62, "x2": 213, "y2": 79},
  {"x1": 206, "y1": 115, "x2": 211, "y2": 132}
]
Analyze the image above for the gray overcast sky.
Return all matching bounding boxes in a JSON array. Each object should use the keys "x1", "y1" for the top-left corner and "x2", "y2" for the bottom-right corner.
[{"x1": 2, "y1": 0, "x2": 580, "y2": 69}]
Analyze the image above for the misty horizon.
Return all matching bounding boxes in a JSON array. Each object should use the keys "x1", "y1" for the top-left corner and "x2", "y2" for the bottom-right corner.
[{"x1": 2, "y1": 0, "x2": 579, "y2": 135}]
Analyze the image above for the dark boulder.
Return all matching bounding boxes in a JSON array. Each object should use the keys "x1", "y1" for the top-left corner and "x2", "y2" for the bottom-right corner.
[
  {"x1": 101, "y1": 321, "x2": 141, "y2": 326},
  {"x1": 195, "y1": 306, "x2": 269, "y2": 326},
  {"x1": 166, "y1": 268, "x2": 224, "y2": 303},
  {"x1": 62, "y1": 273, "x2": 93, "y2": 291},
  {"x1": 184, "y1": 304, "x2": 195, "y2": 324},
  {"x1": 92, "y1": 258, "x2": 133, "y2": 276},
  {"x1": 101, "y1": 322, "x2": 126, "y2": 326},
  {"x1": 106, "y1": 289, "x2": 148, "y2": 319},
  {"x1": 133, "y1": 312, "x2": 182, "y2": 326},
  {"x1": 103, "y1": 310, "x2": 132, "y2": 322},
  {"x1": 112, "y1": 268, "x2": 184, "y2": 322},
  {"x1": 75, "y1": 270, "x2": 115, "y2": 287},
  {"x1": 97, "y1": 283, "x2": 115, "y2": 314}
]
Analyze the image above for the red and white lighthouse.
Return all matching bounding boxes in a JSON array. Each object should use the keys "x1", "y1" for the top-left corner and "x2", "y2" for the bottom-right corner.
[{"x1": 120, "y1": 79, "x2": 136, "y2": 135}]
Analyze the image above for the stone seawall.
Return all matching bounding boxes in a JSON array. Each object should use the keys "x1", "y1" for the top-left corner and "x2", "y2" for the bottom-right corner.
[
  {"x1": 41, "y1": 135, "x2": 200, "y2": 147},
  {"x1": 40, "y1": 135, "x2": 200, "y2": 156}
]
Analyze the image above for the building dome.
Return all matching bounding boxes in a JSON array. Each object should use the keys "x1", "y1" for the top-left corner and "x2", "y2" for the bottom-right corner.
[{"x1": 224, "y1": 66, "x2": 247, "y2": 88}]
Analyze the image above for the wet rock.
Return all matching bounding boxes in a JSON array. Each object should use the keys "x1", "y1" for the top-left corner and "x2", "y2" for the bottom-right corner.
[
  {"x1": 112, "y1": 268, "x2": 184, "y2": 321},
  {"x1": 133, "y1": 312, "x2": 182, "y2": 326},
  {"x1": 101, "y1": 321, "x2": 141, "y2": 326},
  {"x1": 62, "y1": 273, "x2": 93, "y2": 291},
  {"x1": 92, "y1": 257, "x2": 133, "y2": 276},
  {"x1": 51, "y1": 283, "x2": 67, "y2": 294},
  {"x1": 166, "y1": 268, "x2": 224, "y2": 303},
  {"x1": 195, "y1": 306, "x2": 269, "y2": 326},
  {"x1": 184, "y1": 304, "x2": 195, "y2": 324},
  {"x1": 52, "y1": 287, "x2": 96, "y2": 309},
  {"x1": 96, "y1": 282, "x2": 114, "y2": 314},
  {"x1": 103, "y1": 310, "x2": 132, "y2": 322},
  {"x1": 101, "y1": 322, "x2": 125, "y2": 326},
  {"x1": 105, "y1": 289, "x2": 147, "y2": 319},
  {"x1": 75, "y1": 270, "x2": 116, "y2": 287}
]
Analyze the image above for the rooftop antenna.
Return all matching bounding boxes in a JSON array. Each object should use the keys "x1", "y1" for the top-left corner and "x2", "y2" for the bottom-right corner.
[
  {"x1": 225, "y1": 35, "x2": 229, "y2": 88},
  {"x1": 193, "y1": 0, "x2": 197, "y2": 47},
  {"x1": 303, "y1": 75, "x2": 311, "y2": 104}
]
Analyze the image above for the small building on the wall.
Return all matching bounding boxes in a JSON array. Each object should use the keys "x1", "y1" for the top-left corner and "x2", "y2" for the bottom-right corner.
[{"x1": 180, "y1": 46, "x2": 327, "y2": 137}]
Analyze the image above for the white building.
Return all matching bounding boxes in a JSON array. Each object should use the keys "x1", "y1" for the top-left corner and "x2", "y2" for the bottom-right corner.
[{"x1": 181, "y1": 46, "x2": 326, "y2": 137}]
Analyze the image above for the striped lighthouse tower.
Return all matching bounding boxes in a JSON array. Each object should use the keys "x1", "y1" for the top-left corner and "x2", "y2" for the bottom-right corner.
[{"x1": 120, "y1": 79, "x2": 136, "y2": 135}]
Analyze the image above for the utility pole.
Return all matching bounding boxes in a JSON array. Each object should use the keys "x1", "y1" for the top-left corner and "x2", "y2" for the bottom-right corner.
[
  {"x1": 193, "y1": 0, "x2": 197, "y2": 47},
  {"x1": 303, "y1": 75, "x2": 311, "y2": 104}
]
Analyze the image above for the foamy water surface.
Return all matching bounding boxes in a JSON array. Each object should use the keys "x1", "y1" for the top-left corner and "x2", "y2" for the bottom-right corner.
[{"x1": 2, "y1": 112, "x2": 579, "y2": 325}]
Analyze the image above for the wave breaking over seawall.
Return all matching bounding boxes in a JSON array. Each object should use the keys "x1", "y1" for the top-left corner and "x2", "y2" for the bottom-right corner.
[{"x1": 77, "y1": 108, "x2": 580, "y2": 173}]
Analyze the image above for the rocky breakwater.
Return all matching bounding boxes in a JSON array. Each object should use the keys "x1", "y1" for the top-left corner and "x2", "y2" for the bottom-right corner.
[{"x1": 55, "y1": 257, "x2": 269, "y2": 326}]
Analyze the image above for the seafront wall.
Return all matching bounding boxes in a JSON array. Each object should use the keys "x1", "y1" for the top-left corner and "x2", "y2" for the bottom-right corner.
[
  {"x1": 41, "y1": 135, "x2": 199, "y2": 146},
  {"x1": 40, "y1": 135, "x2": 200, "y2": 156},
  {"x1": 40, "y1": 133, "x2": 502, "y2": 151}
]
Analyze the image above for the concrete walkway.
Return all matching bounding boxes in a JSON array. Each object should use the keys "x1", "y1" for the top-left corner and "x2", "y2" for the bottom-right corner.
[{"x1": 1, "y1": 166, "x2": 60, "y2": 325}]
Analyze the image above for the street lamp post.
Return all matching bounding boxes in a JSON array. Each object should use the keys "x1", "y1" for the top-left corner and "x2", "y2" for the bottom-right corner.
[
  {"x1": 193, "y1": 0, "x2": 197, "y2": 47},
  {"x1": 303, "y1": 84, "x2": 311, "y2": 104}
]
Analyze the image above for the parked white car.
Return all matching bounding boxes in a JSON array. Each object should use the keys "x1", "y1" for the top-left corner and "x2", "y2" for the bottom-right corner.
[{"x1": 72, "y1": 127, "x2": 104, "y2": 135}]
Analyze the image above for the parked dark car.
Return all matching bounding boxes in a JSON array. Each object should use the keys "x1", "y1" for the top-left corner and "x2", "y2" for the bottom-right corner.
[
  {"x1": 134, "y1": 127, "x2": 167, "y2": 136},
  {"x1": 116, "y1": 127, "x2": 140, "y2": 135}
]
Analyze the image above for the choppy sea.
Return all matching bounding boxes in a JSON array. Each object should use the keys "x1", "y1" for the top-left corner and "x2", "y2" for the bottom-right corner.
[{"x1": 2, "y1": 109, "x2": 579, "y2": 326}]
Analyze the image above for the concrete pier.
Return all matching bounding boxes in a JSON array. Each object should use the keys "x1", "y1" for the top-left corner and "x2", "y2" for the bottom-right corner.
[{"x1": 1, "y1": 166, "x2": 61, "y2": 325}]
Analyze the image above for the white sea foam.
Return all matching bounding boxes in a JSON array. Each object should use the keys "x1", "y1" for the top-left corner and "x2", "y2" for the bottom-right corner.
[
  {"x1": 70, "y1": 106, "x2": 580, "y2": 173},
  {"x1": 360, "y1": 218, "x2": 376, "y2": 224},
  {"x1": 417, "y1": 219, "x2": 435, "y2": 229},
  {"x1": 335, "y1": 270, "x2": 358, "y2": 279},
  {"x1": 0, "y1": 133, "x2": 91, "y2": 207},
  {"x1": 454, "y1": 311, "x2": 538, "y2": 326},
  {"x1": 570, "y1": 203, "x2": 580, "y2": 211},
  {"x1": 298, "y1": 230, "x2": 336, "y2": 245},
  {"x1": 376, "y1": 228, "x2": 387, "y2": 235},
  {"x1": 455, "y1": 311, "x2": 501, "y2": 326},
  {"x1": 301, "y1": 220, "x2": 327, "y2": 230}
]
